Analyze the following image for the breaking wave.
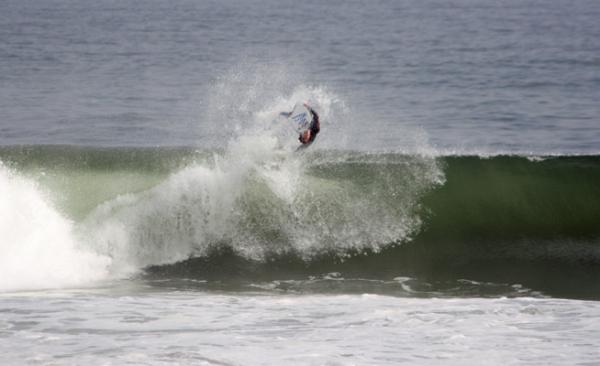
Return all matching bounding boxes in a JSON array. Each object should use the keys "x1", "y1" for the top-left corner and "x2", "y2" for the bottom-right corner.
[{"x1": 3, "y1": 144, "x2": 600, "y2": 298}]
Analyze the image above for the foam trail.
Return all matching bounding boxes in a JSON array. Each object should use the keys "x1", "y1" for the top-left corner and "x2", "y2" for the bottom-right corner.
[{"x1": 0, "y1": 164, "x2": 110, "y2": 292}]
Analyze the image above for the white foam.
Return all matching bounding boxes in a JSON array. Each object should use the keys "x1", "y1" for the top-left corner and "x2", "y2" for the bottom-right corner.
[
  {"x1": 0, "y1": 164, "x2": 110, "y2": 292},
  {"x1": 82, "y1": 163, "x2": 239, "y2": 274},
  {"x1": 74, "y1": 65, "x2": 444, "y2": 271}
]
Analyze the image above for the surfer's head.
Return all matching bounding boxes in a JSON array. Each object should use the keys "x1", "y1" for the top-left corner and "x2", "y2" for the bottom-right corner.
[{"x1": 299, "y1": 130, "x2": 312, "y2": 144}]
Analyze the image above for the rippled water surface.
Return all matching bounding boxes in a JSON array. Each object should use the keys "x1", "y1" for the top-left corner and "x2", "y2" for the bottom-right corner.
[
  {"x1": 1, "y1": 0, "x2": 599, "y2": 152},
  {"x1": 2, "y1": 288, "x2": 600, "y2": 365},
  {"x1": 2, "y1": 0, "x2": 600, "y2": 364}
]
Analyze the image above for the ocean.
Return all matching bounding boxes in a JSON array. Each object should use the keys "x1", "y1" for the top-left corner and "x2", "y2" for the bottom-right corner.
[{"x1": 1, "y1": 0, "x2": 600, "y2": 364}]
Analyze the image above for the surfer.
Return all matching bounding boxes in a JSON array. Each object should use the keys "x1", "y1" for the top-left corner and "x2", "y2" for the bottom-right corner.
[{"x1": 280, "y1": 102, "x2": 320, "y2": 146}]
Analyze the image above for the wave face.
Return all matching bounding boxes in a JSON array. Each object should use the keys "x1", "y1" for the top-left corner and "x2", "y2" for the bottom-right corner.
[
  {"x1": 2, "y1": 146, "x2": 600, "y2": 298},
  {"x1": 410, "y1": 155, "x2": 600, "y2": 299}
]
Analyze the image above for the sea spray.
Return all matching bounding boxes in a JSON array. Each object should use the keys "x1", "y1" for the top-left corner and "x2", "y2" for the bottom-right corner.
[
  {"x1": 74, "y1": 68, "x2": 441, "y2": 272},
  {"x1": 205, "y1": 62, "x2": 350, "y2": 151},
  {"x1": 78, "y1": 147, "x2": 441, "y2": 276}
]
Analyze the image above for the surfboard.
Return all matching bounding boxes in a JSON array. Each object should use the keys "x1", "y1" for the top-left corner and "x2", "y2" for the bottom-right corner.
[{"x1": 288, "y1": 102, "x2": 313, "y2": 133}]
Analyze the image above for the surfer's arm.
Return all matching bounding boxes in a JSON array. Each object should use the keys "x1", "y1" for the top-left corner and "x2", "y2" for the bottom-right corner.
[
  {"x1": 307, "y1": 108, "x2": 320, "y2": 132},
  {"x1": 279, "y1": 111, "x2": 292, "y2": 118},
  {"x1": 311, "y1": 109, "x2": 319, "y2": 125},
  {"x1": 304, "y1": 104, "x2": 319, "y2": 121}
]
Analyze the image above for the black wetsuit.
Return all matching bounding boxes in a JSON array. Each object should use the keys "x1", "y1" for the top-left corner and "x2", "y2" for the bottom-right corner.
[{"x1": 302, "y1": 107, "x2": 320, "y2": 144}]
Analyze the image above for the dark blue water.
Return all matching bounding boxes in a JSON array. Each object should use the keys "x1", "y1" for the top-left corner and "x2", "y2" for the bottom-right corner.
[{"x1": 2, "y1": 0, "x2": 599, "y2": 152}]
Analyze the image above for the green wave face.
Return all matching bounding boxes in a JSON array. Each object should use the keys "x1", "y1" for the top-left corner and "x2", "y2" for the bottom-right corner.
[
  {"x1": 409, "y1": 155, "x2": 600, "y2": 299},
  {"x1": 2, "y1": 146, "x2": 600, "y2": 298},
  {"x1": 423, "y1": 155, "x2": 600, "y2": 240}
]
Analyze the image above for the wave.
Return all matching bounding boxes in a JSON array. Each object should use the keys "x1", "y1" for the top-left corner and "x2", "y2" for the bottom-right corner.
[
  {"x1": 143, "y1": 152, "x2": 600, "y2": 299},
  {"x1": 1, "y1": 146, "x2": 600, "y2": 298}
]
